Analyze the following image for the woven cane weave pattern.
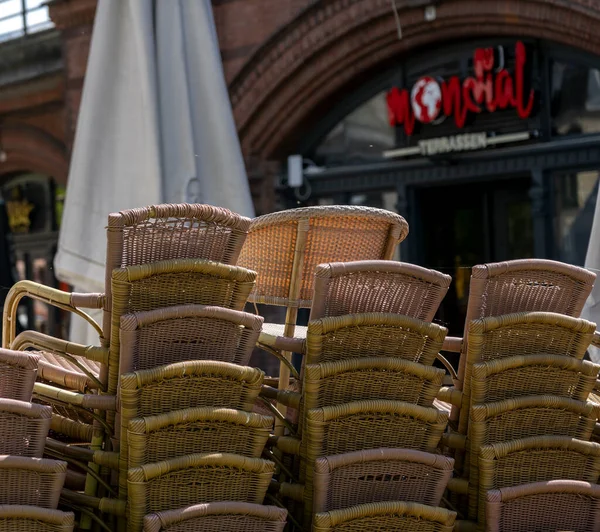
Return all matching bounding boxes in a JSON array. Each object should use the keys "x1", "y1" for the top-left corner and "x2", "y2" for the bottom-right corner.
[
  {"x1": 113, "y1": 204, "x2": 250, "y2": 268},
  {"x1": 0, "y1": 506, "x2": 74, "y2": 532},
  {"x1": 0, "y1": 400, "x2": 52, "y2": 457},
  {"x1": 142, "y1": 502, "x2": 288, "y2": 532},
  {"x1": 312, "y1": 501, "x2": 456, "y2": 532},
  {"x1": 127, "y1": 407, "x2": 273, "y2": 468},
  {"x1": 0, "y1": 350, "x2": 39, "y2": 401},
  {"x1": 313, "y1": 261, "x2": 450, "y2": 322},
  {"x1": 238, "y1": 206, "x2": 408, "y2": 306},
  {"x1": 313, "y1": 449, "x2": 454, "y2": 513},
  {"x1": 304, "y1": 358, "x2": 444, "y2": 410},
  {"x1": 306, "y1": 314, "x2": 447, "y2": 366}
]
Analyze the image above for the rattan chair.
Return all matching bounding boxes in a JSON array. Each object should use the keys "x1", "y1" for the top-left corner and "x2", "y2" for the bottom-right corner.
[
  {"x1": 127, "y1": 453, "x2": 275, "y2": 532},
  {"x1": 312, "y1": 501, "x2": 457, "y2": 532},
  {"x1": 312, "y1": 448, "x2": 454, "y2": 513},
  {"x1": 237, "y1": 206, "x2": 408, "y2": 428},
  {"x1": 127, "y1": 406, "x2": 273, "y2": 469},
  {"x1": 0, "y1": 398, "x2": 52, "y2": 457},
  {"x1": 485, "y1": 480, "x2": 600, "y2": 532},
  {"x1": 304, "y1": 357, "x2": 445, "y2": 411},
  {"x1": 0, "y1": 506, "x2": 74, "y2": 531},
  {"x1": 306, "y1": 313, "x2": 447, "y2": 367},
  {"x1": 143, "y1": 502, "x2": 288, "y2": 532},
  {"x1": 301, "y1": 400, "x2": 448, "y2": 524},
  {"x1": 0, "y1": 348, "x2": 39, "y2": 401},
  {"x1": 119, "y1": 304, "x2": 263, "y2": 374},
  {"x1": 467, "y1": 395, "x2": 599, "y2": 520},
  {"x1": 471, "y1": 354, "x2": 600, "y2": 405},
  {"x1": 261, "y1": 260, "x2": 451, "y2": 355},
  {"x1": 454, "y1": 312, "x2": 596, "y2": 436},
  {"x1": 3, "y1": 204, "x2": 251, "y2": 388},
  {"x1": 0, "y1": 456, "x2": 67, "y2": 508},
  {"x1": 119, "y1": 360, "x2": 264, "y2": 500},
  {"x1": 441, "y1": 260, "x2": 596, "y2": 410},
  {"x1": 477, "y1": 435, "x2": 600, "y2": 527}
]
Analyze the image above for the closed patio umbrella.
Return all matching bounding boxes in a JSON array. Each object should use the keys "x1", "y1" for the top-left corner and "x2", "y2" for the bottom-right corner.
[
  {"x1": 583, "y1": 185, "x2": 600, "y2": 362},
  {"x1": 54, "y1": 0, "x2": 254, "y2": 342}
]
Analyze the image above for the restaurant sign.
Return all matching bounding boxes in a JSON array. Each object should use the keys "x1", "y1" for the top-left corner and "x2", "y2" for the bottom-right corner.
[{"x1": 386, "y1": 41, "x2": 535, "y2": 136}]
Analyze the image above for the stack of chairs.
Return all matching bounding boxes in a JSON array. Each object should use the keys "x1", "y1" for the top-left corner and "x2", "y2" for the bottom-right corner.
[
  {"x1": 1, "y1": 205, "x2": 287, "y2": 530},
  {"x1": 260, "y1": 260, "x2": 459, "y2": 530},
  {"x1": 438, "y1": 259, "x2": 600, "y2": 531},
  {"x1": 0, "y1": 348, "x2": 74, "y2": 531}
]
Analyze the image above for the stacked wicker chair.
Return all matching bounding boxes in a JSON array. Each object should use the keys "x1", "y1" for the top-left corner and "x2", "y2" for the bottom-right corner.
[
  {"x1": 256, "y1": 257, "x2": 459, "y2": 530},
  {"x1": 0, "y1": 205, "x2": 289, "y2": 530},
  {"x1": 0, "y1": 348, "x2": 74, "y2": 531},
  {"x1": 442, "y1": 309, "x2": 600, "y2": 528}
]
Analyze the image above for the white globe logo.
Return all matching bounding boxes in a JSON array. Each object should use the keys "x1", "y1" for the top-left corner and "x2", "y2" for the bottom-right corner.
[{"x1": 411, "y1": 76, "x2": 442, "y2": 124}]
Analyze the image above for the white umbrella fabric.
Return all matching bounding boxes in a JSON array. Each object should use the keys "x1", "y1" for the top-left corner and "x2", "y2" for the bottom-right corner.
[{"x1": 54, "y1": 0, "x2": 254, "y2": 342}]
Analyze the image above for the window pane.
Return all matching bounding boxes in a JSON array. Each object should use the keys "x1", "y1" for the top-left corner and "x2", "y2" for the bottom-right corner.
[
  {"x1": 552, "y1": 61, "x2": 600, "y2": 135},
  {"x1": 25, "y1": 6, "x2": 52, "y2": 33},
  {"x1": 25, "y1": 0, "x2": 46, "y2": 9},
  {"x1": 0, "y1": 0, "x2": 22, "y2": 18},
  {"x1": 0, "y1": 13, "x2": 23, "y2": 41},
  {"x1": 554, "y1": 170, "x2": 599, "y2": 265},
  {"x1": 314, "y1": 92, "x2": 393, "y2": 167}
]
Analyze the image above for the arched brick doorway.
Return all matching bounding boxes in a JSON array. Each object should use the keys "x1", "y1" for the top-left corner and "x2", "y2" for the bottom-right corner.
[{"x1": 230, "y1": 0, "x2": 600, "y2": 159}]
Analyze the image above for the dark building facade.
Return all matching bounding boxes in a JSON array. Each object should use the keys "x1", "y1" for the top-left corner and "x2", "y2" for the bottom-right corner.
[{"x1": 2, "y1": 0, "x2": 600, "y2": 335}]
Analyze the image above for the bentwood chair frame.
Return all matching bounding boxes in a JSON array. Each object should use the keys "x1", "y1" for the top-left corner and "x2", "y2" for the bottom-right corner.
[
  {"x1": 237, "y1": 206, "x2": 409, "y2": 429},
  {"x1": 142, "y1": 502, "x2": 288, "y2": 532},
  {"x1": 485, "y1": 480, "x2": 600, "y2": 532},
  {"x1": 312, "y1": 501, "x2": 457, "y2": 532},
  {"x1": 312, "y1": 448, "x2": 455, "y2": 513},
  {"x1": 477, "y1": 435, "x2": 600, "y2": 527}
]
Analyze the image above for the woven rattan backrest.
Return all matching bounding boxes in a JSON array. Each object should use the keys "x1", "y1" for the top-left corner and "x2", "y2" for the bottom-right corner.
[
  {"x1": 467, "y1": 395, "x2": 600, "y2": 521},
  {"x1": 0, "y1": 399, "x2": 52, "y2": 457},
  {"x1": 311, "y1": 261, "x2": 451, "y2": 321},
  {"x1": 458, "y1": 311, "x2": 596, "y2": 435},
  {"x1": 312, "y1": 501, "x2": 456, "y2": 532},
  {"x1": 0, "y1": 506, "x2": 74, "y2": 531},
  {"x1": 143, "y1": 502, "x2": 288, "y2": 532},
  {"x1": 478, "y1": 436, "x2": 600, "y2": 526},
  {"x1": 0, "y1": 348, "x2": 39, "y2": 401},
  {"x1": 313, "y1": 448, "x2": 454, "y2": 513},
  {"x1": 304, "y1": 357, "x2": 445, "y2": 411},
  {"x1": 109, "y1": 259, "x2": 256, "y2": 398},
  {"x1": 237, "y1": 206, "x2": 409, "y2": 308},
  {"x1": 306, "y1": 313, "x2": 447, "y2": 366},
  {"x1": 119, "y1": 361, "x2": 264, "y2": 501},
  {"x1": 0, "y1": 456, "x2": 67, "y2": 509},
  {"x1": 471, "y1": 354, "x2": 600, "y2": 404},
  {"x1": 127, "y1": 453, "x2": 275, "y2": 532},
  {"x1": 303, "y1": 399, "x2": 448, "y2": 525},
  {"x1": 102, "y1": 205, "x2": 251, "y2": 345},
  {"x1": 458, "y1": 259, "x2": 596, "y2": 383},
  {"x1": 127, "y1": 407, "x2": 273, "y2": 469},
  {"x1": 119, "y1": 305, "x2": 263, "y2": 375},
  {"x1": 485, "y1": 480, "x2": 600, "y2": 532}
]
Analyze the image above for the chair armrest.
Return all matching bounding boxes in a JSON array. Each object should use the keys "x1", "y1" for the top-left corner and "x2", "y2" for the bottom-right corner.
[
  {"x1": 447, "y1": 477, "x2": 469, "y2": 495},
  {"x1": 61, "y1": 489, "x2": 126, "y2": 516},
  {"x1": 442, "y1": 336, "x2": 463, "y2": 353},
  {"x1": 38, "y1": 362, "x2": 97, "y2": 393},
  {"x1": 13, "y1": 331, "x2": 109, "y2": 365},
  {"x1": 441, "y1": 431, "x2": 466, "y2": 451},
  {"x1": 260, "y1": 385, "x2": 301, "y2": 410},
  {"x1": 437, "y1": 386, "x2": 462, "y2": 408},
  {"x1": 34, "y1": 382, "x2": 117, "y2": 411},
  {"x1": 279, "y1": 481, "x2": 304, "y2": 502},
  {"x1": 269, "y1": 435, "x2": 301, "y2": 455}
]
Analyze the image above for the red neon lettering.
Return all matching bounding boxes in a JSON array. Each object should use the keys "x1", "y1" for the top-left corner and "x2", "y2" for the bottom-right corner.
[{"x1": 385, "y1": 41, "x2": 534, "y2": 136}]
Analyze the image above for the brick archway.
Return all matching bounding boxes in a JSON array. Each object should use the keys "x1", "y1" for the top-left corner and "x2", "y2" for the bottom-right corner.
[
  {"x1": 230, "y1": 0, "x2": 600, "y2": 159},
  {"x1": 0, "y1": 123, "x2": 68, "y2": 184}
]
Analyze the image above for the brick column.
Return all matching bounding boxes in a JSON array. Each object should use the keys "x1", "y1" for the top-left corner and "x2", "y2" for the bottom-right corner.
[{"x1": 48, "y1": 0, "x2": 97, "y2": 151}]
